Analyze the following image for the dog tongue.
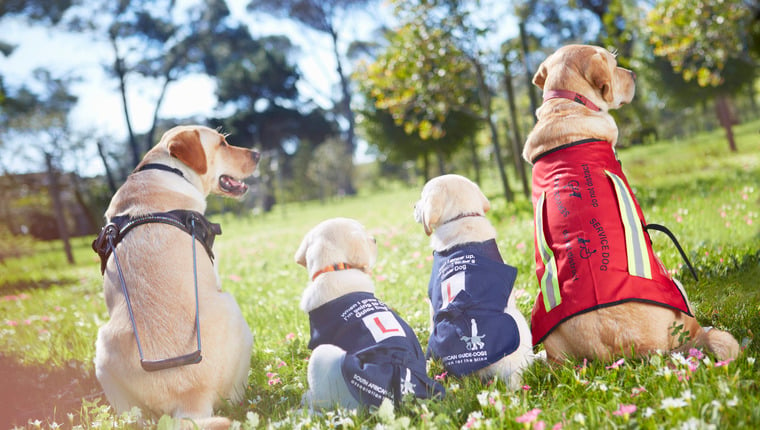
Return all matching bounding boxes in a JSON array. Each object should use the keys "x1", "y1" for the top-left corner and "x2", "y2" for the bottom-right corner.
[{"x1": 221, "y1": 175, "x2": 248, "y2": 194}]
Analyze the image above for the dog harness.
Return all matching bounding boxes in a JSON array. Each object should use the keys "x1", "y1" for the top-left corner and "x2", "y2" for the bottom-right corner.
[
  {"x1": 90, "y1": 163, "x2": 220, "y2": 371},
  {"x1": 308, "y1": 291, "x2": 445, "y2": 407},
  {"x1": 427, "y1": 240, "x2": 521, "y2": 376},
  {"x1": 529, "y1": 139, "x2": 692, "y2": 345}
]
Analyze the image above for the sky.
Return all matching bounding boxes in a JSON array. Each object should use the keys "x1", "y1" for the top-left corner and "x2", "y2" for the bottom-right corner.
[{"x1": 0, "y1": 0, "x2": 517, "y2": 174}]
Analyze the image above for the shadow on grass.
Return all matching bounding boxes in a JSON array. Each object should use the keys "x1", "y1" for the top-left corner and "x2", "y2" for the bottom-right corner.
[{"x1": 0, "y1": 355, "x2": 103, "y2": 428}]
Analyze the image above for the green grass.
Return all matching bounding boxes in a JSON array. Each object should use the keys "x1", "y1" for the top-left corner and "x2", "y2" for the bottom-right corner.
[{"x1": 1, "y1": 119, "x2": 758, "y2": 429}]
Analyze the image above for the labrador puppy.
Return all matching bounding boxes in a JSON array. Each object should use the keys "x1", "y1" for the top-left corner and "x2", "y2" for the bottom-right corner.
[
  {"x1": 414, "y1": 174, "x2": 536, "y2": 389},
  {"x1": 523, "y1": 44, "x2": 739, "y2": 362},
  {"x1": 295, "y1": 218, "x2": 444, "y2": 410},
  {"x1": 94, "y1": 125, "x2": 258, "y2": 429}
]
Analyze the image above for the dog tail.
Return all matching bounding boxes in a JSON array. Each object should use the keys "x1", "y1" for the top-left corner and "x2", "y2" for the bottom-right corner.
[{"x1": 693, "y1": 327, "x2": 740, "y2": 361}]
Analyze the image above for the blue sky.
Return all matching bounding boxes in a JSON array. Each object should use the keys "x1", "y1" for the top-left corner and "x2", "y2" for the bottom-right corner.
[{"x1": 0, "y1": 0, "x2": 516, "y2": 174}]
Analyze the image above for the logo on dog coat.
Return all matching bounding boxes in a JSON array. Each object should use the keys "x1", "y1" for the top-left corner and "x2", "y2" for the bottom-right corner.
[
  {"x1": 460, "y1": 318, "x2": 486, "y2": 351},
  {"x1": 363, "y1": 311, "x2": 405, "y2": 342},
  {"x1": 427, "y1": 240, "x2": 521, "y2": 376}
]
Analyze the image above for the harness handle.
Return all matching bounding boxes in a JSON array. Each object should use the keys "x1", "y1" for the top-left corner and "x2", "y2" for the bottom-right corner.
[
  {"x1": 645, "y1": 223, "x2": 699, "y2": 282},
  {"x1": 99, "y1": 217, "x2": 204, "y2": 372}
]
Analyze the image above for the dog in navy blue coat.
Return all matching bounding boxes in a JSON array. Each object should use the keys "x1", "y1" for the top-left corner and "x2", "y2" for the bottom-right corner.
[
  {"x1": 415, "y1": 175, "x2": 537, "y2": 388},
  {"x1": 295, "y1": 218, "x2": 444, "y2": 410}
]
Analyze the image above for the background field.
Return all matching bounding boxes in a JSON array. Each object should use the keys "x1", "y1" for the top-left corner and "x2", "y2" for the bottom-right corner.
[{"x1": 1, "y1": 120, "x2": 758, "y2": 429}]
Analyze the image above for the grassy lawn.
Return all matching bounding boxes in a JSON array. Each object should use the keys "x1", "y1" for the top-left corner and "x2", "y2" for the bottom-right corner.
[{"x1": 1, "y1": 119, "x2": 758, "y2": 429}]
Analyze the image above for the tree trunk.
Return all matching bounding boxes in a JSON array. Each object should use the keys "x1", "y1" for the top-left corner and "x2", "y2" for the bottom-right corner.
[
  {"x1": 96, "y1": 140, "x2": 118, "y2": 194},
  {"x1": 45, "y1": 153, "x2": 74, "y2": 265},
  {"x1": 715, "y1": 95, "x2": 737, "y2": 152},
  {"x1": 472, "y1": 58, "x2": 513, "y2": 202},
  {"x1": 110, "y1": 36, "x2": 141, "y2": 169},
  {"x1": 145, "y1": 73, "x2": 173, "y2": 155},
  {"x1": 519, "y1": 21, "x2": 539, "y2": 123},
  {"x1": 468, "y1": 135, "x2": 481, "y2": 184},
  {"x1": 502, "y1": 59, "x2": 530, "y2": 198},
  {"x1": 328, "y1": 27, "x2": 357, "y2": 195}
]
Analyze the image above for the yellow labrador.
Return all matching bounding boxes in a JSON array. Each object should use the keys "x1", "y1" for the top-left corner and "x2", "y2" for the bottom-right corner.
[
  {"x1": 414, "y1": 175, "x2": 536, "y2": 389},
  {"x1": 523, "y1": 45, "x2": 739, "y2": 362},
  {"x1": 295, "y1": 218, "x2": 444, "y2": 410},
  {"x1": 93, "y1": 125, "x2": 258, "y2": 429}
]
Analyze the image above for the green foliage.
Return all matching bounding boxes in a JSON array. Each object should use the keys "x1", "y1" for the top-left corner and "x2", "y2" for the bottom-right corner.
[
  {"x1": 647, "y1": 0, "x2": 757, "y2": 88},
  {"x1": 1, "y1": 119, "x2": 759, "y2": 428}
]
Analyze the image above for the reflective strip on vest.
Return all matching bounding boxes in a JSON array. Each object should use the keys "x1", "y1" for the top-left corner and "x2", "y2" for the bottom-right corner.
[
  {"x1": 535, "y1": 192, "x2": 561, "y2": 311},
  {"x1": 605, "y1": 170, "x2": 652, "y2": 279}
]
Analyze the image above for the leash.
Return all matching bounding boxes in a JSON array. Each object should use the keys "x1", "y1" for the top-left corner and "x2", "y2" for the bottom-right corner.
[
  {"x1": 645, "y1": 223, "x2": 699, "y2": 282},
  {"x1": 95, "y1": 215, "x2": 206, "y2": 372}
]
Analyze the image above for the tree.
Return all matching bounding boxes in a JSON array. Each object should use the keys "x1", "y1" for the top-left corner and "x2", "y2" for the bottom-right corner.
[
  {"x1": 247, "y1": 0, "x2": 379, "y2": 195},
  {"x1": 647, "y1": 0, "x2": 758, "y2": 151},
  {"x1": 358, "y1": 0, "x2": 515, "y2": 201},
  {"x1": 0, "y1": 70, "x2": 79, "y2": 263}
]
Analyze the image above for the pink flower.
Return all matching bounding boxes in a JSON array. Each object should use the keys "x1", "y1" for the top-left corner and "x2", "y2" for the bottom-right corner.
[
  {"x1": 277, "y1": 360, "x2": 287, "y2": 368},
  {"x1": 426, "y1": 255, "x2": 434, "y2": 262},
  {"x1": 228, "y1": 274, "x2": 241, "y2": 282},
  {"x1": 434, "y1": 371, "x2": 448, "y2": 380},
  {"x1": 552, "y1": 423, "x2": 563, "y2": 430},
  {"x1": 267, "y1": 377, "x2": 281, "y2": 386},
  {"x1": 606, "y1": 358, "x2": 625, "y2": 370},
  {"x1": 715, "y1": 359, "x2": 733, "y2": 367},
  {"x1": 533, "y1": 420, "x2": 546, "y2": 430},
  {"x1": 23, "y1": 319, "x2": 32, "y2": 325},
  {"x1": 631, "y1": 387, "x2": 647, "y2": 397},
  {"x1": 6, "y1": 320, "x2": 18, "y2": 326},
  {"x1": 516, "y1": 408, "x2": 542, "y2": 423},
  {"x1": 285, "y1": 332, "x2": 295, "y2": 341},
  {"x1": 516, "y1": 242, "x2": 526, "y2": 251},
  {"x1": 522, "y1": 385, "x2": 531, "y2": 391},
  {"x1": 412, "y1": 251, "x2": 421, "y2": 258},
  {"x1": 613, "y1": 404, "x2": 637, "y2": 417}
]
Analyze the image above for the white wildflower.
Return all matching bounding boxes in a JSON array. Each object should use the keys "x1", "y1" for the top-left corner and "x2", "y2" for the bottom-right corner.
[
  {"x1": 726, "y1": 396, "x2": 739, "y2": 407},
  {"x1": 747, "y1": 357, "x2": 756, "y2": 366},
  {"x1": 679, "y1": 417, "x2": 716, "y2": 430},
  {"x1": 661, "y1": 397, "x2": 689, "y2": 409},
  {"x1": 477, "y1": 391, "x2": 489, "y2": 407},
  {"x1": 377, "y1": 398, "x2": 395, "y2": 423},
  {"x1": 642, "y1": 407, "x2": 656, "y2": 418},
  {"x1": 573, "y1": 413, "x2": 586, "y2": 424}
]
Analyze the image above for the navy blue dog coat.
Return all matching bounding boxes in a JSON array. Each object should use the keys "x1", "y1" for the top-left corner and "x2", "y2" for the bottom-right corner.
[
  {"x1": 308, "y1": 292, "x2": 445, "y2": 407},
  {"x1": 428, "y1": 239, "x2": 521, "y2": 376}
]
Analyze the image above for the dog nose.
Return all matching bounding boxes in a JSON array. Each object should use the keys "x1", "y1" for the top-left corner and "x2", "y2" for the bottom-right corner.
[{"x1": 251, "y1": 151, "x2": 261, "y2": 162}]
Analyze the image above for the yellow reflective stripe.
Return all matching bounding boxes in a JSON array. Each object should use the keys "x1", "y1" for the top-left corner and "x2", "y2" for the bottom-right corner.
[
  {"x1": 605, "y1": 170, "x2": 652, "y2": 279},
  {"x1": 535, "y1": 192, "x2": 561, "y2": 311}
]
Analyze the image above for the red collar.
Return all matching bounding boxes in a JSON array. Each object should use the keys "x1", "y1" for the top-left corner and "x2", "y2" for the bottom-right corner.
[
  {"x1": 312, "y1": 262, "x2": 359, "y2": 281},
  {"x1": 543, "y1": 89, "x2": 601, "y2": 112}
]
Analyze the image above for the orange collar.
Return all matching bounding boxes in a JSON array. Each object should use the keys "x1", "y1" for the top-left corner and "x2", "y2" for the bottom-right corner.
[{"x1": 312, "y1": 262, "x2": 358, "y2": 281}]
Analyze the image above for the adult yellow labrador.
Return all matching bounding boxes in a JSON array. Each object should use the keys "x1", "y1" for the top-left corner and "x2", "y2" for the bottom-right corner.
[
  {"x1": 93, "y1": 125, "x2": 258, "y2": 428},
  {"x1": 523, "y1": 45, "x2": 739, "y2": 363}
]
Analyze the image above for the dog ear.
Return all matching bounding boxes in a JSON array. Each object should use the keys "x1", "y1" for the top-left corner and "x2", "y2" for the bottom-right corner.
[
  {"x1": 168, "y1": 129, "x2": 208, "y2": 175},
  {"x1": 420, "y1": 191, "x2": 444, "y2": 236},
  {"x1": 479, "y1": 189, "x2": 491, "y2": 214},
  {"x1": 294, "y1": 233, "x2": 310, "y2": 267},
  {"x1": 586, "y1": 53, "x2": 614, "y2": 103},
  {"x1": 532, "y1": 62, "x2": 549, "y2": 90}
]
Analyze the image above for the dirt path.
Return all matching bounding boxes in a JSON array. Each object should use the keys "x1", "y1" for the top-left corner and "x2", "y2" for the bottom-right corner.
[{"x1": 0, "y1": 355, "x2": 103, "y2": 428}]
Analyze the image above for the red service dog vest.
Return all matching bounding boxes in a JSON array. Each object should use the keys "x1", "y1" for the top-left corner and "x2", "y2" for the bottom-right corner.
[{"x1": 530, "y1": 139, "x2": 692, "y2": 345}]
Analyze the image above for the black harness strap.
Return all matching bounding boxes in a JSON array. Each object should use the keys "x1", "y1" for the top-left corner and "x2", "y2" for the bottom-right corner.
[{"x1": 92, "y1": 210, "x2": 221, "y2": 275}]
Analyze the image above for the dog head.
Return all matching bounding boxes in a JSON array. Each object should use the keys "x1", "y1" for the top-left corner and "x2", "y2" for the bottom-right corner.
[
  {"x1": 523, "y1": 45, "x2": 636, "y2": 163},
  {"x1": 414, "y1": 174, "x2": 490, "y2": 237},
  {"x1": 532, "y1": 44, "x2": 636, "y2": 111},
  {"x1": 295, "y1": 217, "x2": 377, "y2": 281},
  {"x1": 139, "y1": 125, "x2": 260, "y2": 198}
]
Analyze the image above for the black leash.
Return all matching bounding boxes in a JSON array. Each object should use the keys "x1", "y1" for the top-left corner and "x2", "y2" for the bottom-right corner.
[
  {"x1": 92, "y1": 212, "x2": 219, "y2": 371},
  {"x1": 645, "y1": 223, "x2": 699, "y2": 282}
]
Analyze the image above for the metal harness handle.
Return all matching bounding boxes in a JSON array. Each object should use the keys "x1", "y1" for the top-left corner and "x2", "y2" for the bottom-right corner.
[{"x1": 105, "y1": 218, "x2": 203, "y2": 372}]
